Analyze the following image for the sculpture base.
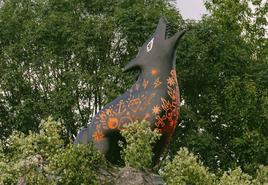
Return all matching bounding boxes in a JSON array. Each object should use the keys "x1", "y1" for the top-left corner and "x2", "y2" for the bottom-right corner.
[{"x1": 98, "y1": 166, "x2": 164, "y2": 185}]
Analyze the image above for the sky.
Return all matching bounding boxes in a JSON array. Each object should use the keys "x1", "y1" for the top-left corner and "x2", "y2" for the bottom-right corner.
[{"x1": 175, "y1": 0, "x2": 208, "y2": 20}]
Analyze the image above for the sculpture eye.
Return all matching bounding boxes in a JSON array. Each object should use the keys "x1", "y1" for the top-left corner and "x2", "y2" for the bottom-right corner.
[{"x1": 147, "y1": 38, "x2": 154, "y2": 52}]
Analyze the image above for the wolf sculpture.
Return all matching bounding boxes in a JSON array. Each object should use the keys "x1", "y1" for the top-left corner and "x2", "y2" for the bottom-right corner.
[{"x1": 75, "y1": 17, "x2": 185, "y2": 164}]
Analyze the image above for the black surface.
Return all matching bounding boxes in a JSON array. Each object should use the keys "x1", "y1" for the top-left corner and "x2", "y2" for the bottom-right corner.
[{"x1": 75, "y1": 17, "x2": 185, "y2": 164}]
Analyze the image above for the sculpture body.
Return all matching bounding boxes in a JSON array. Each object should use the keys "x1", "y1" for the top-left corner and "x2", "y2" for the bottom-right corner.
[{"x1": 75, "y1": 17, "x2": 185, "y2": 163}]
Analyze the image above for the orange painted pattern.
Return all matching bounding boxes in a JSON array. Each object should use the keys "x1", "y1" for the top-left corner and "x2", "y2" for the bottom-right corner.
[
  {"x1": 92, "y1": 69, "x2": 179, "y2": 142},
  {"x1": 154, "y1": 77, "x2": 162, "y2": 88},
  {"x1": 93, "y1": 125, "x2": 104, "y2": 141},
  {"x1": 154, "y1": 69, "x2": 179, "y2": 135},
  {"x1": 151, "y1": 69, "x2": 158, "y2": 75}
]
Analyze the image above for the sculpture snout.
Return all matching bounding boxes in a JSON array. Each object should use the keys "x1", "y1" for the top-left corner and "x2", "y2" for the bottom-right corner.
[{"x1": 123, "y1": 58, "x2": 138, "y2": 73}]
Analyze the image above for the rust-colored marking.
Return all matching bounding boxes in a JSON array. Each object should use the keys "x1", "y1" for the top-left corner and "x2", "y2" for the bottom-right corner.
[
  {"x1": 161, "y1": 98, "x2": 172, "y2": 111},
  {"x1": 117, "y1": 100, "x2": 126, "y2": 114},
  {"x1": 142, "y1": 113, "x2": 150, "y2": 121},
  {"x1": 154, "y1": 77, "x2": 162, "y2": 88},
  {"x1": 108, "y1": 117, "x2": 119, "y2": 129},
  {"x1": 155, "y1": 115, "x2": 166, "y2": 128},
  {"x1": 167, "y1": 76, "x2": 175, "y2": 86},
  {"x1": 92, "y1": 127, "x2": 104, "y2": 142},
  {"x1": 168, "y1": 86, "x2": 177, "y2": 100},
  {"x1": 143, "y1": 79, "x2": 149, "y2": 89},
  {"x1": 128, "y1": 98, "x2": 141, "y2": 112},
  {"x1": 93, "y1": 69, "x2": 180, "y2": 146},
  {"x1": 152, "y1": 69, "x2": 179, "y2": 136},
  {"x1": 151, "y1": 69, "x2": 158, "y2": 76},
  {"x1": 106, "y1": 108, "x2": 116, "y2": 116},
  {"x1": 152, "y1": 105, "x2": 161, "y2": 115}
]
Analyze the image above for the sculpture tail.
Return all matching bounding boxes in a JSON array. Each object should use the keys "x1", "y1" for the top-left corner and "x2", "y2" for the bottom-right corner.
[{"x1": 74, "y1": 124, "x2": 94, "y2": 144}]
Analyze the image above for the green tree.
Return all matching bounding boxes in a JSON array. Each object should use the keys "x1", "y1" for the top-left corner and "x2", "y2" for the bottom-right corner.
[
  {"x1": 0, "y1": 0, "x2": 183, "y2": 140},
  {"x1": 169, "y1": 0, "x2": 268, "y2": 175}
]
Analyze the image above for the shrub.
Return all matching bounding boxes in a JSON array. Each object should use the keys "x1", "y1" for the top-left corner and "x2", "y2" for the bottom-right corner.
[
  {"x1": 0, "y1": 117, "x2": 106, "y2": 185},
  {"x1": 161, "y1": 147, "x2": 215, "y2": 185},
  {"x1": 218, "y1": 167, "x2": 252, "y2": 185},
  {"x1": 0, "y1": 117, "x2": 64, "y2": 184},
  {"x1": 253, "y1": 165, "x2": 268, "y2": 185},
  {"x1": 120, "y1": 121, "x2": 160, "y2": 170},
  {"x1": 48, "y1": 144, "x2": 106, "y2": 185}
]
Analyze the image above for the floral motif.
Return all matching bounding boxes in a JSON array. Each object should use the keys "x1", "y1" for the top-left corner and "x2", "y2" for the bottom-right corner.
[
  {"x1": 151, "y1": 69, "x2": 158, "y2": 76},
  {"x1": 152, "y1": 105, "x2": 161, "y2": 115},
  {"x1": 108, "y1": 117, "x2": 119, "y2": 129},
  {"x1": 93, "y1": 126, "x2": 104, "y2": 141},
  {"x1": 167, "y1": 76, "x2": 175, "y2": 86}
]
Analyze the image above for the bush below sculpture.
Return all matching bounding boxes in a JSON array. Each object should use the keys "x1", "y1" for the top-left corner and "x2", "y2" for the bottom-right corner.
[
  {"x1": 119, "y1": 121, "x2": 160, "y2": 170},
  {"x1": 161, "y1": 147, "x2": 268, "y2": 185},
  {"x1": 0, "y1": 117, "x2": 106, "y2": 185},
  {"x1": 0, "y1": 118, "x2": 267, "y2": 185},
  {"x1": 161, "y1": 147, "x2": 216, "y2": 185}
]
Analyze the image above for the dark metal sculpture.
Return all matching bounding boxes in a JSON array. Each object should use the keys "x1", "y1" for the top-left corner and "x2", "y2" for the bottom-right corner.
[{"x1": 75, "y1": 17, "x2": 185, "y2": 164}]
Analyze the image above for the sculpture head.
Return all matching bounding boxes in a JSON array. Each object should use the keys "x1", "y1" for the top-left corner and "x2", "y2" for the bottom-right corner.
[{"x1": 123, "y1": 17, "x2": 185, "y2": 74}]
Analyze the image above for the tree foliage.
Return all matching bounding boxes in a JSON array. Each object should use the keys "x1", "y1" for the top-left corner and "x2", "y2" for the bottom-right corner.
[
  {"x1": 218, "y1": 168, "x2": 252, "y2": 185},
  {"x1": 119, "y1": 121, "x2": 160, "y2": 170},
  {"x1": 1, "y1": 118, "x2": 267, "y2": 185},
  {"x1": 170, "y1": 0, "x2": 268, "y2": 175},
  {"x1": 162, "y1": 147, "x2": 215, "y2": 185},
  {"x1": 0, "y1": 0, "x2": 182, "y2": 141},
  {"x1": 0, "y1": 117, "x2": 106, "y2": 184}
]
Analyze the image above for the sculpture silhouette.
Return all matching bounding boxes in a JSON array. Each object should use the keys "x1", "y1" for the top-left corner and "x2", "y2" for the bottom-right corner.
[{"x1": 75, "y1": 17, "x2": 185, "y2": 164}]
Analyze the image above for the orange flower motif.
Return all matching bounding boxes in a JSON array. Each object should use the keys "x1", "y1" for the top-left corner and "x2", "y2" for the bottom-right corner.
[
  {"x1": 151, "y1": 69, "x2": 158, "y2": 76},
  {"x1": 167, "y1": 76, "x2": 175, "y2": 86},
  {"x1": 93, "y1": 130, "x2": 104, "y2": 142},
  {"x1": 152, "y1": 105, "x2": 161, "y2": 115},
  {"x1": 108, "y1": 117, "x2": 119, "y2": 129}
]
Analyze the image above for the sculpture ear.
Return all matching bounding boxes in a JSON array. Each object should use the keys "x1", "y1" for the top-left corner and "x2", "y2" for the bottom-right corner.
[
  {"x1": 168, "y1": 30, "x2": 186, "y2": 48},
  {"x1": 155, "y1": 16, "x2": 167, "y2": 39}
]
